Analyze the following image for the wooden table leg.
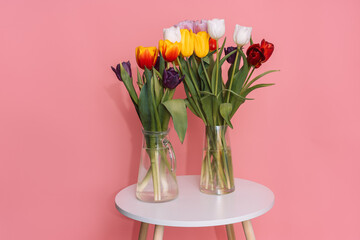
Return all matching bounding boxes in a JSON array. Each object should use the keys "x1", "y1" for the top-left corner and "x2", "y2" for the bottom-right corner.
[
  {"x1": 138, "y1": 222, "x2": 149, "y2": 240},
  {"x1": 226, "y1": 224, "x2": 236, "y2": 240},
  {"x1": 153, "y1": 225, "x2": 164, "y2": 240},
  {"x1": 242, "y1": 220, "x2": 255, "y2": 240}
]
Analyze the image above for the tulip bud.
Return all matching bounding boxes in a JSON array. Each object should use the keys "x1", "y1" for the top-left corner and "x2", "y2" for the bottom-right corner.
[
  {"x1": 233, "y1": 25, "x2": 252, "y2": 47},
  {"x1": 111, "y1": 61, "x2": 132, "y2": 81},
  {"x1": 207, "y1": 18, "x2": 225, "y2": 40},
  {"x1": 163, "y1": 67, "x2": 184, "y2": 89},
  {"x1": 163, "y1": 26, "x2": 181, "y2": 43},
  {"x1": 224, "y1": 47, "x2": 237, "y2": 64},
  {"x1": 193, "y1": 20, "x2": 208, "y2": 34},
  {"x1": 175, "y1": 20, "x2": 194, "y2": 32}
]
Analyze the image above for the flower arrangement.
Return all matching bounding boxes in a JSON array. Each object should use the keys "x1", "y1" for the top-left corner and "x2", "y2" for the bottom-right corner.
[
  {"x1": 163, "y1": 18, "x2": 278, "y2": 194},
  {"x1": 111, "y1": 18, "x2": 278, "y2": 199},
  {"x1": 112, "y1": 40, "x2": 187, "y2": 202}
]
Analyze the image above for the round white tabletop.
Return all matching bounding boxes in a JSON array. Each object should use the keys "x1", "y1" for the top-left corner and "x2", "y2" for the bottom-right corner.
[{"x1": 115, "y1": 175, "x2": 274, "y2": 227}]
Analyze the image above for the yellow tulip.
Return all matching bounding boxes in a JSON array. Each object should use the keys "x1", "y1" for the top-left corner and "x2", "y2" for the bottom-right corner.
[
  {"x1": 180, "y1": 29, "x2": 194, "y2": 57},
  {"x1": 158, "y1": 40, "x2": 181, "y2": 62},
  {"x1": 194, "y1": 31, "x2": 209, "y2": 58}
]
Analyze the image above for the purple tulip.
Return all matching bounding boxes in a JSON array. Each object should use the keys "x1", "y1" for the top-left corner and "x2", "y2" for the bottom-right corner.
[
  {"x1": 193, "y1": 20, "x2": 208, "y2": 33},
  {"x1": 224, "y1": 46, "x2": 237, "y2": 64},
  {"x1": 175, "y1": 20, "x2": 194, "y2": 32},
  {"x1": 154, "y1": 56, "x2": 160, "y2": 72},
  {"x1": 163, "y1": 67, "x2": 184, "y2": 89},
  {"x1": 111, "y1": 61, "x2": 132, "y2": 81}
]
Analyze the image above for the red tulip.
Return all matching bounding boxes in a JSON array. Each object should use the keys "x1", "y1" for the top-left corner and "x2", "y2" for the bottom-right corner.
[
  {"x1": 209, "y1": 38, "x2": 217, "y2": 51},
  {"x1": 260, "y1": 39, "x2": 274, "y2": 62}
]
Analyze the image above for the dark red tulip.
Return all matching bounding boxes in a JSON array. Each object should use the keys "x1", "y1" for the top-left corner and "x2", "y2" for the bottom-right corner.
[
  {"x1": 246, "y1": 39, "x2": 274, "y2": 68},
  {"x1": 246, "y1": 44, "x2": 265, "y2": 68}
]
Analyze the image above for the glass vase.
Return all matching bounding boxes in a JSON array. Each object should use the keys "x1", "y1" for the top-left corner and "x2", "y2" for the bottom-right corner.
[
  {"x1": 136, "y1": 129, "x2": 178, "y2": 202},
  {"x1": 200, "y1": 125, "x2": 235, "y2": 195}
]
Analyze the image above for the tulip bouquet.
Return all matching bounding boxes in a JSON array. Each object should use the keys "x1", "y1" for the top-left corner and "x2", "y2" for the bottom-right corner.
[
  {"x1": 162, "y1": 18, "x2": 278, "y2": 194},
  {"x1": 112, "y1": 44, "x2": 187, "y2": 202}
]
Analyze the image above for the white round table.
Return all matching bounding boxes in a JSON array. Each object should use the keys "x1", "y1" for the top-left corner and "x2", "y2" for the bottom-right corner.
[{"x1": 115, "y1": 175, "x2": 274, "y2": 239}]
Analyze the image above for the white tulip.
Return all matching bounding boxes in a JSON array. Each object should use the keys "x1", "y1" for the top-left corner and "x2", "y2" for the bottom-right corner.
[
  {"x1": 233, "y1": 25, "x2": 252, "y2": 47},
  {"x1": 163, "y1": 26, "x2": 181, "y2": 43},
  {"x1": 207, "y1": 18, "x2": 225, "y2": 40}
]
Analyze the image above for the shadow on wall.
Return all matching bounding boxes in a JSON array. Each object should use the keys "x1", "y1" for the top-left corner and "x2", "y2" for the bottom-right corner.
[{"x1": 105, "y1": 82, "x2": 141, "y2": 186}]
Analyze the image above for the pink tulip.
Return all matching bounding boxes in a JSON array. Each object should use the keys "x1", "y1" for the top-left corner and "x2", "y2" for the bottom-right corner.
[
  {"x1": 175, "y1": 20, "x2": 194, "y2": 32},
  {"x1": 194, "y1": 20, "x2": 208, "y2": 33}
]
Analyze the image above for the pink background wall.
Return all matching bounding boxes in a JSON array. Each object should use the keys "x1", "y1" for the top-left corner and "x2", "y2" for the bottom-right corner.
[{"x1": 1, "y1": 0, "x2": 360, "y2": 239}]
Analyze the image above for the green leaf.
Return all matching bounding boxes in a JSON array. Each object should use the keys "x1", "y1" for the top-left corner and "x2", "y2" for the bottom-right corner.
[
  {"x1": 159, "y1": 53, "x2": 165, "y2": 76},
  {"x1": 243, "y1": 83, "x2": 275, "y2": 97},
  {"x1": 158, "y1": 103, "x2": 170, "y2": 131},
  {"x1": 219, "y1": 103, "x2": 233, "y2": 128},
  {"x1": 152, "y1": 69, "x2": 163, "y2": 106},
  {"x1": 198, "y1": 59, "x2": 211, "y2": 91},
  {"x1": 218, "y1": 37, "x2": 227, "y2": 59},
  {"x1": 150, "y1": 74, "x2": 161, "y2": 130},
  {"x1": 200, "y1": 95, "x2": 219, "y2": 126},
  {"x1": 139, "y1": 80, "x2": 154, "y2": 131},
  {"x1": 202, "y1": 56, "x2": 210, "y2": 64},
  {"x1": 250, "y1": 36, "x2": 253, "y2": 45},
  {"x1": 220, "y1": 49, "x2": 237, "y2": 67},
  {"x1": 184, "y1": 98, "x2": 200, "y2": 118},
  {"x1": 120, "y1": 64, "x2": 139, "y2": 105},
  {"x1": 162, "y1": 99, "x2": 188, "y2": 143},
  {"x1": 144, "y1": 67, "x2": 152, "y2": 83},
  {"x1": 244, "y1": 70, "x2": 280, "y2": 89},
  {"x1": 136, "y1": 68, "x2": 143, "y2": 89},
  {"x1": 161, "y1": 88, "x2": 175, "y2": 103},
  {"x1": 221, "y1": 89, "x2": 252, "y2": 100},
  {"x1": 178, "y1": 58, "x2": 196, "y2": 96},
  {"x1": 211, "y1": 63, "x2": 223, "y2": 96}
]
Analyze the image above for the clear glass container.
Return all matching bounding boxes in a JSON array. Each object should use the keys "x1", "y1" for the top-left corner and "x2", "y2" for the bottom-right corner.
[
  {"x1": 200, "y1": 125, "x2": 235, "y2": 195},
  {"x1": 136, "y1": 129, "x2": 178, "y2": 202}
]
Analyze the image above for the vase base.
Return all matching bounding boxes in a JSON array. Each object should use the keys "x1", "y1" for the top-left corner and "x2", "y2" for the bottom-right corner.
[
  {"x1": 199, "y1": 186, "x2": 235, "y2": 195},
  {"x1": 136, "y1": 191, "x2": 178, "y2": 203}
]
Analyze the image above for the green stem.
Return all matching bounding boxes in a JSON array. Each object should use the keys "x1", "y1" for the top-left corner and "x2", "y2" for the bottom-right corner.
[
  {"x1": 214, "y1": 41, "x2": 219, "y2": 95},
  {"x1": 178, "y1": 57, "x2": 207, "y2": 124},
  {"x1": 150, "y1": 148, "x2": 161, "y2": 201},
  {"x1": 186, "y1": 60, "x2": 201, "y2": 97},
  {"x1": 226, "y1": 47, "x2": 240, "y2": 103},
  {"x1": 151, "y1": 70, "x2": 161, "y2": 130},
  {"x1": 201, "y1": 58, "x2": 212, "y2": 90},
  {"x1": 243, "y1": 67, "x2": 255, "y2": 89}
]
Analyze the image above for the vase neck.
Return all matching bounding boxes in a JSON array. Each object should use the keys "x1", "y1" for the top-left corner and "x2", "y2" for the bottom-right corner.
[{"x1": 142, "y1": 129, "x2": 170, "y2": 148}]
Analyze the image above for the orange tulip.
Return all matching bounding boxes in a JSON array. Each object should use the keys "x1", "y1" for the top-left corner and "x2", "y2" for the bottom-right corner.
[
  {"x1": 158, "y1": 40, "x2": 181, "y2": 62},
  {"x1": 135, "y1": 46, "x2": 158, "y2": 69}
]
